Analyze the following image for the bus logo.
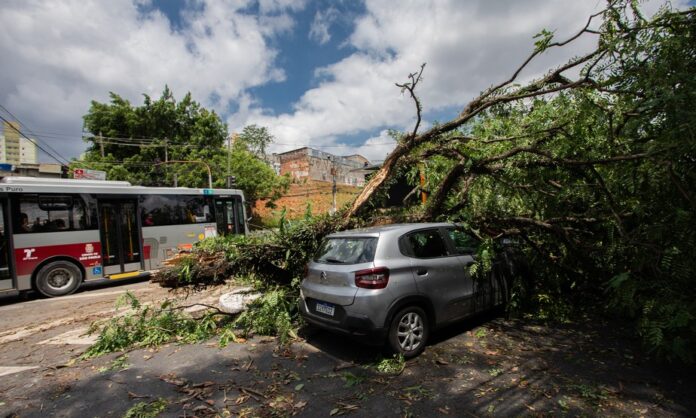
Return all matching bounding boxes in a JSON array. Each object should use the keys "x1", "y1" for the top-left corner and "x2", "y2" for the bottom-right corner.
[
  {"x1": 23, "y1": 248, "x2": 37, "y2": 260},
  {"x1": 85, "y1": 243, "x2": 94, "y2": 254}
]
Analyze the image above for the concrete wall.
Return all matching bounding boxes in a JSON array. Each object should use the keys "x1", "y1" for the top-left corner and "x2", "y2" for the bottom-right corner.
[{"x1": 276, "y1": 147, "x2": 368, "y2": 186}]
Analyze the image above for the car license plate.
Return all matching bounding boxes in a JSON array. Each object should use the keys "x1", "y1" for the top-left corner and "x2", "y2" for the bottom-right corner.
[{"x1": 315, "y1": 301, "x2": 335, "y2": 317}]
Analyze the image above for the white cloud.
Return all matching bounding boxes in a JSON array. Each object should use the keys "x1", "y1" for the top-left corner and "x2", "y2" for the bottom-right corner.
[
  {"x1": 0, "y1": 0, "x2": 302, "y2": 161},
  {"x1": 240, "y1": 0, "x2": 689, "y2": 162},
  {"x1": 309, "y1": 6, "x2": 339, "y2": 45},
  {"x1": 1, "y1": 0, "x2": 687, "y2": 164}
]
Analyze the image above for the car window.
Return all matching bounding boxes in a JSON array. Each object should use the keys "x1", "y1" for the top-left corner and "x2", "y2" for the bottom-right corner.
[
  {"x1": 447, "y1": 228, "x2": 479, "y2": 255},
  {"x1": 406, "y1": 229, "x2": 449, "y2": 258},
  {"x1": 315, "y1": 237, "x2": 378, "y2": 264}
]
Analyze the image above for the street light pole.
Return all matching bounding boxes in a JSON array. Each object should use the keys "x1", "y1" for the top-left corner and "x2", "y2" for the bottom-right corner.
[{"x1": 227, "y1": 134, "x2": 232, "y2": 182}]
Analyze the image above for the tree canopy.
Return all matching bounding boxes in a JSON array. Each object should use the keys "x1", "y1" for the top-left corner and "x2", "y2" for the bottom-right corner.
[
  {"x1": 236, "y1": 124, "x2": 274, "y2": 159},
  {"x1": 75, "y1": 87, "x2": 288, "y2": 203}
]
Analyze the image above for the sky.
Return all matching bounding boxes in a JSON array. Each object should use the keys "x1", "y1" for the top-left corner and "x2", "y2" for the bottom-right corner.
[{"x1": 0, "y1": 0, "x2": 690, "y2": 164}]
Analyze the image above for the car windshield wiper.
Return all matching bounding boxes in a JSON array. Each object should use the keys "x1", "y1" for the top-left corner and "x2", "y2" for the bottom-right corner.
[{"x1": 322, "y1": 257, "x2": 345, "y2": 264}]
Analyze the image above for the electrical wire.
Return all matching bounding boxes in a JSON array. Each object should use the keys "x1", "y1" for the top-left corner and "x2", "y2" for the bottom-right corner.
[
  {"x1": 1, "y1": 122, "x2": 396, "y2": 160},
  {"x1": 0, "y1": 105, "x2": 71, "y2": 165},
  {"x1": 0, "y1": 115, "x2": 68, "y2": 165}
]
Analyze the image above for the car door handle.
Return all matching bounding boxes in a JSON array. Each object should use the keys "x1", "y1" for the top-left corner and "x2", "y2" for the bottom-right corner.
[{"x1": 416, "y1": 268, "x2": 428, "y2": 276}]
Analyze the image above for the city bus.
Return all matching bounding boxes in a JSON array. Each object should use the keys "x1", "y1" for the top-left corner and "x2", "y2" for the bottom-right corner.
[{"x1": 0, "y1": 176, "x2": 248, "y2": 297}]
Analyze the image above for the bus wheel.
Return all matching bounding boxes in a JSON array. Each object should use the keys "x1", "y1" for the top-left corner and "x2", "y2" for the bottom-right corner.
[{"x1": 35, "y1": 261, "x2": 82, "y2": 297}]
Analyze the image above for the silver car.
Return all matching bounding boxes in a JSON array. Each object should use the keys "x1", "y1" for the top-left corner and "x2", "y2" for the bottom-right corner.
[{"x1": 299, "y1": 223, "x2": 509, "y2": 358}]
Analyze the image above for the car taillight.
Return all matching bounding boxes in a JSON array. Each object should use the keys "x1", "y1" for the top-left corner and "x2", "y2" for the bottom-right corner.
[{"x1": 355, "y1": 267, "x2": 390, "y2": 289}]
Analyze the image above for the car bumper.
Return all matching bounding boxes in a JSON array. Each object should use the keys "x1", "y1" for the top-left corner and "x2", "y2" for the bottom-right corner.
[{"x1": 299, "y1": 298, "x2": 387, "y2": 343}]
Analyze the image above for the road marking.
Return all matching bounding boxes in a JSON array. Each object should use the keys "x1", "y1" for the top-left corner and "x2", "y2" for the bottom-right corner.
[
  {"x1": 37, "y1": 327, "x2": 97, "y2": 345},
  {"x1": 0, "y1": 285, "x2": 152, "y2": 312},
  {"x1": 0, "y1": 308, "x2": 114, "y2": 344},
  {"x1": 0, "y1": 366, "x2": 38, "y2": 377}
]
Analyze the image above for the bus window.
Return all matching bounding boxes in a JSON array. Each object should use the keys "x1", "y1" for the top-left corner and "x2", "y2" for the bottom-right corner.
[
  {"x1": 214, "y1": 198, "x2": 243, "y2": 235},
  {"x1": 13, "y1": 194, "x2": 91, "y2": 233},
  {"x1": 235, "y1": 197, "x2": 245, "y2": 234},
  {"x1": 141, "y1": 195, "x2": 214, "y2": 226},
  {"x1": 181, "y1": 196, "x2": 214, "y2": 224}
]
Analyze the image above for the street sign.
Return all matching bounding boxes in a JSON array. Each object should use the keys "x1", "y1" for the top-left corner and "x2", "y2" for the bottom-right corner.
[{"x1": 73, "y1": 168, "x2": 106, "y2": 180}]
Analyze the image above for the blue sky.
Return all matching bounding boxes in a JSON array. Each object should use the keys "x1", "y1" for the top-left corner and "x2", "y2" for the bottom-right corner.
[{"x1": 0, "y1": 0, "x2": 690, "y2": 164}]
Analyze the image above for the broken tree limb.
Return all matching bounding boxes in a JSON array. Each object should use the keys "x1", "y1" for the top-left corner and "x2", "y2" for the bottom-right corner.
[{"x1": 343, "y1": 6, "x2": 610, "y2": 222}]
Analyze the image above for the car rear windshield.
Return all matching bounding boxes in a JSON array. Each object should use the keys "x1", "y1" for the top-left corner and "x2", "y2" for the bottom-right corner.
[{"x1": 314, "y1": 237, "x2": 378, "y2": 264}]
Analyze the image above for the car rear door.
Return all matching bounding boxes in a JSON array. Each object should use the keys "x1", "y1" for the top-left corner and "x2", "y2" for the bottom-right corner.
[{"x1": 401, "y1": 228, "x2": 472, "y2": 323}]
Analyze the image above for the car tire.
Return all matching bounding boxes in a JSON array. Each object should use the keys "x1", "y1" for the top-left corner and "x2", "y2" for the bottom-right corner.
[
  {"x1": 387, "y1": 306, "x2": 429, "y2": 358},
  {"x1": 35, "y1": 260, "x2": 82, "y2": 297}
]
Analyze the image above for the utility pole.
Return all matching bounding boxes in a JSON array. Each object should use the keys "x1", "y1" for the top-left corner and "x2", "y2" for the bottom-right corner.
[
  {"x1": 99, "y1": 131, "x2": 104, "y2": 157},
  {"x1": 227, "y1": 134, "x2": 232, "y2": 184},
  {"x1": 329, "y1": 156, "x2": 337, "y2": 215},
  {"x1": 163, "y1": 137, "x2": 169, "y2": 186}
]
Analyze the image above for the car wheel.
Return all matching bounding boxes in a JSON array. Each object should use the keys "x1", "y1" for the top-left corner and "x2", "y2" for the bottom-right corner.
[
  {"x1": 35, "y1": 261, "x2": 82, "y2": 297},
  {"x1": 388, "y1": 306, "x2": 429, "y2": 358}
]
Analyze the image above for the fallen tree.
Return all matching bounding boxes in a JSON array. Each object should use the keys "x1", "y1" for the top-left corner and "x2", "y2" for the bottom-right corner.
[
  {"x1": 344, "y1": 1, "x2": 696, "y2": 361},
  {"x1": 143, "y1": 0, "x2": 696, "y2": 362}
]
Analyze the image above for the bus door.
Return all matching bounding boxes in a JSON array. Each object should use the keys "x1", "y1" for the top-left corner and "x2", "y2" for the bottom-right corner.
[
  {"x1": 0, "y1": 199, "x2": 13, "y2": 291},
  {"x1": 214, "y1": 196, "x2": 245, "y2": 236},
  {"x1": 98, "y1": 199, "x2": 142, "y2": 276}
]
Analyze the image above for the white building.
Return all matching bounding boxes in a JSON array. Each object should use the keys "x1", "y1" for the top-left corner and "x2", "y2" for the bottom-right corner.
[{"x1": 0, "y1": 121, "x2": 38, "y2": 164}]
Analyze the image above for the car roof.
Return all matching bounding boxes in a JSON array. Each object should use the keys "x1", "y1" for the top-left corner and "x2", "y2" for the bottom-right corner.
[{"x1": 327, "y1": 222, "x2": 454, "y2": 237}]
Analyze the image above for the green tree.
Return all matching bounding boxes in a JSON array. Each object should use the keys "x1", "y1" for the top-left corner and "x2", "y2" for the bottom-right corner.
[
  {"x1": 226, "y1": 141, "x2": 289, "y2": 204},
  {"x1": 236, "y1": 124, "x2": 274, "y2": 159},
  {"x1": 76, "y1": 87, "x2": 288, "y2": 205}
]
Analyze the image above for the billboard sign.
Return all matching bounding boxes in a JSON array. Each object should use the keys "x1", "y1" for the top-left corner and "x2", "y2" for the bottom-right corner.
[{"x1": 73, "y1": 168, "x2": 106, "y2": 180}]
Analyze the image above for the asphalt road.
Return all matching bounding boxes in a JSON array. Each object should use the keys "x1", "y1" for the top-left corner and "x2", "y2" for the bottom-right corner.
[
  {"x1": 1, "y1": 281, "x2": 695, "y2": 417},
  {"x1": 0, "y1": 279, "x2": 228, "y2": 381}
]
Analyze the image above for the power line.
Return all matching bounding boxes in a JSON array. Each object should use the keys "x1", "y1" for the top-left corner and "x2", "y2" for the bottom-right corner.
[
  {"x1": 0, "y1": 114, "x2": 68, "y2": 165},
  {"x1": 78, "y1": 135, "x2": 397, "y2": 152},
  {"x1": 0, "y1": 105, "x2": 71, "y2": 165},
  {"x1": 1, "y1": 123, "x2": 396, "y2": 158},
  {"x1": 47, "y1": 130, "x2": 399, "y2": 149}
]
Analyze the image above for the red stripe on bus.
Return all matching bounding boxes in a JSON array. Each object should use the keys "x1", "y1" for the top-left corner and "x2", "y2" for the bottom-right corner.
[{"x1": 14, "y1": 242, "x2": 102, "y2": 276}]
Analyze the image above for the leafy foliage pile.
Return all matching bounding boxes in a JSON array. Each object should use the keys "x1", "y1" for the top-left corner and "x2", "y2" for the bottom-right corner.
[
  {"x1": 153, "y1": 211, "x2": 342, "y2": 288},
  {"x1": 118, "y1": 212, "x2": 345, "y2": 352},
  {"x1": 356, "y1": 2, "x2": 695, "y2": 361},
  {"x1": 83, "y1": 292, "x2": 227, "y2": 358},
  {"x1": 85, "y1": 285, "x2": 300, "y2": 357}
]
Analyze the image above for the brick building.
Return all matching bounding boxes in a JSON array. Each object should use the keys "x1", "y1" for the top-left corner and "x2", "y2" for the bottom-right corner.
[{"x1": 274, "y1": 147, "x2": 370, "y2": 186}]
